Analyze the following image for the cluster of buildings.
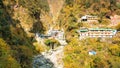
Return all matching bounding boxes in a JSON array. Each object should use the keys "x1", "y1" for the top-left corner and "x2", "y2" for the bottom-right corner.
[
  {"x1": 47, "y1": 29, "x2": 67, "y2": 45},
  {"x1": 35, "y1": 15, "x2": 118, "y2": 44},
  {"x1": 78, "y1": 28, "x2": 117, "y2": 39},
  {"x1": 77, "y1": 15, "x2": 117, "y2": 39},
  {"x1": 35, "y1": 28, "x2": 67, "y2": 45},
  {"x1": 47, "y1": 29, "x2": 65, "y2": 40},
  {"x1": 44, "y1": 27, "x2": 117, "y2": 41}
]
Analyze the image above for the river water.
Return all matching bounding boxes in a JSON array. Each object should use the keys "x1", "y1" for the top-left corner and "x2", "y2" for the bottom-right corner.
[{"x1": 33, "y1": 46, "x2": 64, "y2": 68}]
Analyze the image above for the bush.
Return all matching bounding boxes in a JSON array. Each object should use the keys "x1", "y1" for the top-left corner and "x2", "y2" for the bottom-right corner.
[
  {"x1": 33, "y1": 42, "x2": 46, "y2": 53},
  {"x1": 0, "y1": 38, "x2": 21, "y2": 68},
  {"x1": 45, "y1": 39, "x2": 60, "y2": 46},
  {"x1": 115, "y1": 23, "x2": 120, "y2": 31},
  {"x1": 116, "y1": 2, "x2": 120, "y2": 9},
  {"x1": 64, "y1": 38, "x2": 120, "y2": 68},
  {"x1": 12, "y1": 45, "x2": 34, "y2": 68},
  {"x1": 109, "y1": 45, "x2": 120, "y2": 56}
]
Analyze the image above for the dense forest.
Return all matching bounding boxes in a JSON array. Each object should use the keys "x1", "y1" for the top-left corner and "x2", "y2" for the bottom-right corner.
[
  {"x1": 0, "y1": 0, "x2": 120, "y2": 68},
  {"x1": 61, "y1": 0, "x2": 120, "y2": 68},
  {"x1": 0, "y1": 0, "x2": 49, "y2": 68}
]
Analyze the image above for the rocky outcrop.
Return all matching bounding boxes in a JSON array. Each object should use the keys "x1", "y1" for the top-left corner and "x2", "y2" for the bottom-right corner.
[
  {"x1": 33, "y1": 55, "x2": 55, "y2": 68},
  {"x1": 33, "y1": 46, "x2": 64, "y2": 68}
]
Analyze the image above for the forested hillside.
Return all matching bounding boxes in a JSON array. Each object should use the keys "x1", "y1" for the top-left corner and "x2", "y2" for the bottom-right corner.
[
  {"x1": 0, "y1": 0, "x2": 49, "y2": 68},
  {"x1": 56, "y1": 0, "x2": 120, "y2": 41},
  {"x1": 60, "y1": 0, "x2": 120, "y2": 68},
  {"x1": 0, "y1": 0, "x2": 120, "y2": 68},
  {"x1": 58, "y1": 0, "x2": 120, "y2": 29}
]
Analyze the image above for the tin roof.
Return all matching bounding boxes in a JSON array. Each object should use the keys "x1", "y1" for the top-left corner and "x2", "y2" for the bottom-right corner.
[
  {"x1": 80, "y1": 29, "x2": 88, "y2": 32},
  {"x1": 89, "y1": 28, "x2": 115, "y2": 31},
  {"x1": 79, "y1": 28, "x2": 116, "y2": 32}
]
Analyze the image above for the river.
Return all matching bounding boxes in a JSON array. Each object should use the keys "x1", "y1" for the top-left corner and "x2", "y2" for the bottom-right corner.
[{"x1": 33, "y1": 45, "x2": 64, "y2": 68}]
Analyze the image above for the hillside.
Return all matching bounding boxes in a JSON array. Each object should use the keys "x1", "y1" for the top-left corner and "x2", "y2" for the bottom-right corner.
[
  {"x1": 60, "y1": 0, "x2": 120, "y2": 68},
  {"x1": 0, "y1": 0, "x2": 120, "y2": 68},
  {"x1": 0, "y1": 0, "x2": 49, "y2": 68}
]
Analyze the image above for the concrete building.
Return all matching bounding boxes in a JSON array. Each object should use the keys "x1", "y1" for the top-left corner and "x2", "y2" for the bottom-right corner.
[
  {"x1": 36, "y1": 29, "x2": 67, "y2": 45},
  {"x1": 78, "y1": 28, "x2": 117, "y2": 39},
  {"x1": 47, "y1": 29, "x2": 65, "y2": 40},
  {"x1": 78, "y1": 15, "x2": 98, "y2": 22}
]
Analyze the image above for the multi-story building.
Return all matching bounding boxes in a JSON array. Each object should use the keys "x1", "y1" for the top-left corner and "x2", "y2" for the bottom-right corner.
[
  {"x1": 78, "y1": 28, "x2": 117, "y2": 39},
  {"x1": 38, "y1": 29, "x2": 67, "y2": 45},
  {"x1": 79, "y1": 15, "x2": 98, "y2": 22}
]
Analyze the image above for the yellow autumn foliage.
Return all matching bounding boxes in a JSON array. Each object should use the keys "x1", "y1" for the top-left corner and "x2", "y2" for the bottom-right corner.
[
  {"x1": 64, "y1": 37, "x2": 120, "y2": 68},
  {"x1": 33, "y1": 42, "x2": 46, "y2": 53}
]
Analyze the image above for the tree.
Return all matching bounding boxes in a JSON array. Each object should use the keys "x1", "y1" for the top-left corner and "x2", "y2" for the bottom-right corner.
[
  {"x1": 0, "y1": 38, "x2": 21, "y2": 68},
  {"x1": 44, "y1": 39, "x2": 60, "y2": 49},
  {"x1": 31, "y1": 21, "x2": 45, "y2": 33}
]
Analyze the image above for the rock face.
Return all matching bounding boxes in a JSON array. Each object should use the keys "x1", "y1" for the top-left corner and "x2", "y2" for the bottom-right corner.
[
  {"x1": 47, "y1": 0, "x2": 64, "y2": 23},
  {"x1": 33, "y1": 55, "x2": 55, "y2": 68},
  {"x1": 33, "y1": 46, "x2": 64, "y2": 68}
]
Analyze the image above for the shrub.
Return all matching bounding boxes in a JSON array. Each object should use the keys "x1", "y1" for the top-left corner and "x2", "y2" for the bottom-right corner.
[
  {"x1": 33, "y1": 42, "x2": 46, "y2": 53},
  {"x1": 0, "y1": 38, "x2": 21, "y2": 68},
  {"x1": 12, "y1": 45, "x2": 34, "y2": 68},
  {"x1": 45, "y1": 39, "x2": 60, "y2": 46},
  {"x1": 44, "y1": 39, "x2": 60, "y2": 49},
  {"x1": 109, "y1": 45, "x2": 120, "y2": 56}
]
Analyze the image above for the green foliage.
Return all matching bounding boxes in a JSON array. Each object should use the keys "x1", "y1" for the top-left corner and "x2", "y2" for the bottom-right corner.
[
  {"x1": 0, "y1": 0, "x2": 37, "y2": 68},
  {"x1": 109, "y1": 45, "x2": 120, "y2": 56},
  {"x1": 64, "y1": 38, "x2": 120, "y2": 68},
  {"x1": 59, "y1": 0, "x2": 120, "y2": 29},
  {"x1": 44, "y1": 39, "x2": 60, "y2": 50},
  {"x1": 115, "y1": 23, "x2": 120, "y2": 30},
  {"x1": 44, "y1": 39, "x2": 60, "y2": 47},
  {"x1": 12, "y1": 45, "x2": 34, "y2": 68},
  {"x1": 17, "y1": 0, "x2": 49, "y2": 34},
  {"x1": 1, "y1": 0, "x2": 120, "y2": 68},
  {"x1": 0, "y1": 9, "x2": 3, "y2": 15},
  {"x1": 100, "y1": 19, "x2": 110, "y2": 25},
  {"x1": 33, "y1": 42, "x2": 47, "y2": 53},
  {"x1": 109, "y1": 57, "x2": 120, "y2": 68},
  {"x1": 92, "y1": 57, "x2": 110, "y2": 68},
  {"x1": 30, "y1": 21, "x2": 45, "y2": 33},
  {"x1": 0, "y1": 38, "x2": 21, "y2": 68},
  {"x1": 85, "y1": 1, "x2": 91, "y2": 8},
  {"x1": 116, "y1": 2, "x2": 120, "y2": 8},
  {"x1": 18, "y1": 0, "x2": 49, "y2": 13},
  {"x1": 65, "y1": 0, "x2": 74, "y2": 6}
]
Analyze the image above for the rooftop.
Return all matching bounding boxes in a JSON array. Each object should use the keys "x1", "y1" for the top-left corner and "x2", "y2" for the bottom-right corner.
[
  {"x1": 79, "y1": 28, "x2": 116, "y2": 32},
  {"x1": 89, "y1": 28, "x2": 115, "y2": 31}
]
